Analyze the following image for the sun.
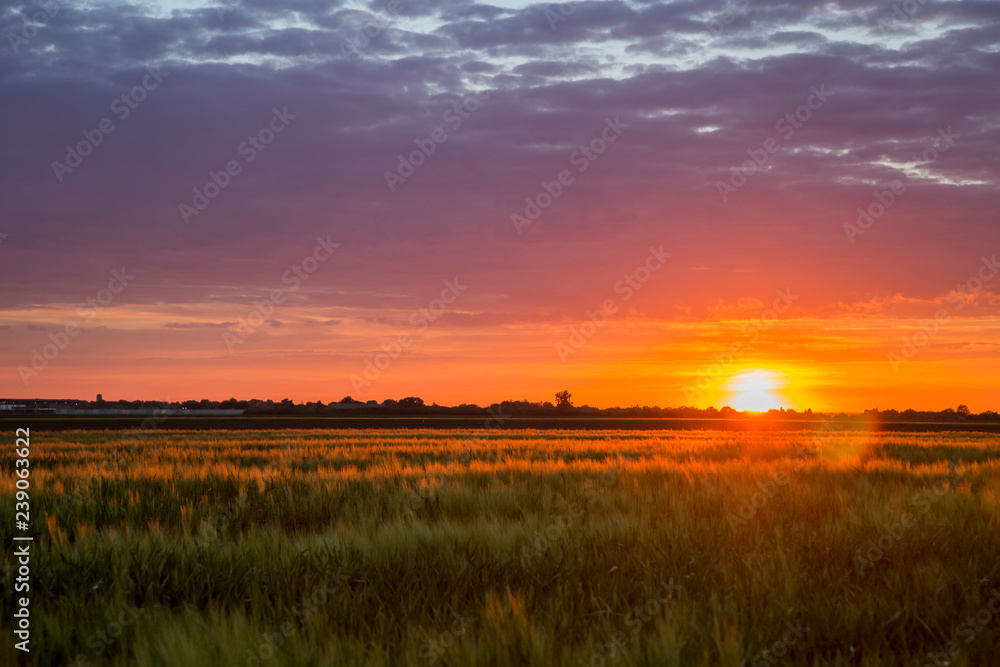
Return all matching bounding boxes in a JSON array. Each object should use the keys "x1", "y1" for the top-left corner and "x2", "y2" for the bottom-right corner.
[{"x1": 724, "y1": 370, "x2": 788, "y2": 412}]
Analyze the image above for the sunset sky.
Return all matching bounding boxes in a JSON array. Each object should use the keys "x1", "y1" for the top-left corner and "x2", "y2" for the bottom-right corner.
[{"x1": 1, "y1": 0, "x2": 999, "y2": 411}]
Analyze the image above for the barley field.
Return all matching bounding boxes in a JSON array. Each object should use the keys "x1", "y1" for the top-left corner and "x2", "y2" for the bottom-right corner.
[{"x1": 2, "y1": 428, "x2": 1000, "y2": 666}]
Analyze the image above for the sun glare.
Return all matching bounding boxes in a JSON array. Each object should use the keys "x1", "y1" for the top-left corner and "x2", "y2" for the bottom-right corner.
[{"x1": 725, "y1": 370, "x2": 787, "y2": 412}]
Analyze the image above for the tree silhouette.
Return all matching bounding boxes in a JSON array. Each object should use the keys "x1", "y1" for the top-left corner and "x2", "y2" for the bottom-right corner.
[
  {"x1": 555, "y1": 390, "x2": 573, "y2": 409},
  {"x1": 957, "y1": 404, "x2": 971, "y2": 415}
]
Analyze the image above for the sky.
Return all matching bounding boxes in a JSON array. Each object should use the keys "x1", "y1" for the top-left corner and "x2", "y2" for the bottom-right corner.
[{"x1": 1, "y1": 0, "x2": 998, "y2": 411}]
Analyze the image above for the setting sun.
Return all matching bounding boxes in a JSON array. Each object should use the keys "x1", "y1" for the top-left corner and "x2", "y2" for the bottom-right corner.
[{"x1": 724, "y1": 370, "x2": 788, "y2": 412}]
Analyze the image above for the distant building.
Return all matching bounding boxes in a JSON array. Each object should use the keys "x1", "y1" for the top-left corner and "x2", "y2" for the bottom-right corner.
[
  {"x1": 0, "y1": 399, "x2": 70, "y2": 414},
  {"x1": 0, "y1": 398, "x2": 243, "y2": 416}
]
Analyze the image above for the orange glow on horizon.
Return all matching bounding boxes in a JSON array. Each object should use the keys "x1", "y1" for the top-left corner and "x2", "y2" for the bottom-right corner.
[{"x1": 3, "y1": 301, "x2": 1000, "y2": 413}]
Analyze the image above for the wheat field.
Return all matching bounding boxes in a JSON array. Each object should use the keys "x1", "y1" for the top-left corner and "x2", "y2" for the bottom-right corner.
[{"x1": 2, "y1": 428, "x2": 999, "y2": 666}]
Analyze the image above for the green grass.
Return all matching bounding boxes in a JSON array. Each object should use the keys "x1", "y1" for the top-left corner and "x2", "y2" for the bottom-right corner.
[{"x1": 2, "y1": 429, "x2": 999, "y2": 666}]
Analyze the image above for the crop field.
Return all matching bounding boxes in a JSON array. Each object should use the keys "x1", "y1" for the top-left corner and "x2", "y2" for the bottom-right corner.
[{"x1": 2, "y1": 428, "x2": 1000, "y2": 666}]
